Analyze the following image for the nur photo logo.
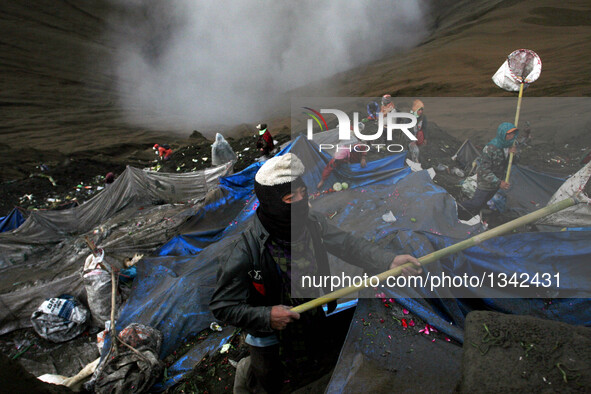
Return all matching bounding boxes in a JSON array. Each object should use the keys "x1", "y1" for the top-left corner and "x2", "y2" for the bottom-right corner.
[{"x1": 302, "y1": 105, "x2": 418, "y2": 153}]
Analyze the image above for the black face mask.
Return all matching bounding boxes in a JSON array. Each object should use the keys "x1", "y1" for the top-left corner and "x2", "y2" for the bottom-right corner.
[{"x1": 255, "y1": 178, "x2": 309, "y2": 241}]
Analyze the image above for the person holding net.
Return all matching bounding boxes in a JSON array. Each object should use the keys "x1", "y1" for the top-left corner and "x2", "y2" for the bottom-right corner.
[{"x1": 459, "y1": 122, "x2": 519, "y2": 219}]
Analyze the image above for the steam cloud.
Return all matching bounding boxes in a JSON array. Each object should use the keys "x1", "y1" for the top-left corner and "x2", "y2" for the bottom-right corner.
[{"x1": 107, "y1": 0, "x2": 429, "y2": 134}]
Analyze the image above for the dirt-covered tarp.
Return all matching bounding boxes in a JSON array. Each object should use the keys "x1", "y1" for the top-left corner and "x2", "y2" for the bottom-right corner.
[
  {"x1": 0, "y1": 163, "x2": 232, "y2": 335},
  {"x1": 2, "y1": 136, "x2": 590, "y2": 390},
  {"x1": 108, "y1": 137, "x2": 590, "y2": 390}
]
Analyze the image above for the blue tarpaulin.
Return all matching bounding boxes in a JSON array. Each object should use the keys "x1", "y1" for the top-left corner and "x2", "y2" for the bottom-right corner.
[
  {"x1": 110, "y1": 136, "x2": 589, "y2": 390},
  {"x1": 0, "y1": 208, "x2": 25, "y2": 233}
]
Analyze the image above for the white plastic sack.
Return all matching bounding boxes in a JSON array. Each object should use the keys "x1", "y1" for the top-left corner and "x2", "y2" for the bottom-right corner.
[
  {"x1": 537, "y1": 162, "x2": 591, "y2": 227},
  {"x1": 31, "y1": 295, "x2": 89, "y2": 342},
  {"x1": 83, "y1": 253, "x2": 120, "y2": 327},
  {"x1": 492, "y1": 49, "x2": 542, "y2": 92}
]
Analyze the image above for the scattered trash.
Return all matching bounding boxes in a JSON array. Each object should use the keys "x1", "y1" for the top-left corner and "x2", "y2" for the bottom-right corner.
[
  {"x1": 459, "y1": 215, "x2": 482, "y2": 226},
  {"x1": 29, "y1": 173, "x2": 57, "y2": 186},
  {"x1": 406, "y1": 159, "x2": 436, "y2": 179},
  {"x1": 210, "y1": 322, "x2": 222, "y2": 332},
  {"x1": 451, "y1": 167, "x2": 465, "y2": 177},
  {"x1": 487, "y1": 192, "x2": 507, "y2": 213},
  {"x1": 460, "y1": 175, "x2": 478, "y2": 198},
  {"x1": 410, "y1": 218, "x2": 417, "y2": 222},
  {"x1": 31, "y1": 295, "x2": 89, "y2": 343},
  {"x1": 119, "y1": 266, "x2": 137, "y2": 284},
  {"x1": 435, "y1": 164, "x2": 448, "y2": 172},
  {"x1": 220, "y1": 343, "x2": 232, "y2": 354},
  {"x1": 83, "y1": 251, "x2": 121, "y2": 327},
  {"x1": 382, "y1": 211, "x2": 397, "y2": 223},
  {"x1": 124, "y1": 253, "x2": 144, "y2": 268},
  {"x1": 11, "y1": 340, "x2": 35, "y2": 360},
  {"x1": 90, "y1": 323, "x2": 164, "y2": 394}
]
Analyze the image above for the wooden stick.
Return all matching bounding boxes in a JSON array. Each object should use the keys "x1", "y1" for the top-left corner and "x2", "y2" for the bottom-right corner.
[
  {"x1": 505, "y1": 82, "x2": 525, "y2": 183},
  {"x1": 291, "y1": 197, "x2": 576, "y2": 314},
  {"x1": 84, "y1": 236, "x2": 98, "y2": 255},
  {"x1": 110, "y1": 268, "x2": 118, "y2": 357}
]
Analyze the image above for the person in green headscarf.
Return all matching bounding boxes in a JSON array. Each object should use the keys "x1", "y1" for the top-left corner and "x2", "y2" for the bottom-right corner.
[{"x1": 459, "y1": 122, "x2": 519, "y2": 218}]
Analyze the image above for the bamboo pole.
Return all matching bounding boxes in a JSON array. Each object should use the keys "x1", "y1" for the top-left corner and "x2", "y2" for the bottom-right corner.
[
  {"x1": 291, "y1": 197, "x2": 576, "y2": 314},
  {"x1": 514, "y1": 82, "x2": 524, "y2": 127},
  {"x1": 505, "y1": 82, "x2": 525, "y2": 183}
]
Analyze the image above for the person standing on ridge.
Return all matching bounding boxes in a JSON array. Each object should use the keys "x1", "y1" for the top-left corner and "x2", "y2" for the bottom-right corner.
[
  {"x1": 408, "y1": 99, "x2": 428, "y2": 163},
  {"x1": 256, "y1": 123, "x2": 275, "y2": 157}
]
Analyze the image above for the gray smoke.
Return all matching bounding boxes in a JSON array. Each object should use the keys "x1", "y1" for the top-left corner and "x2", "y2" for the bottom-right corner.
[{"x1": 106, "y1": 0, "x2": 429, "y2": 134}]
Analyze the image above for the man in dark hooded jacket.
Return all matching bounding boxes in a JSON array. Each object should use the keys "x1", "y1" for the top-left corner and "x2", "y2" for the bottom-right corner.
[
  {"x1": 459, "y1": 122, "x2": 519, "y2": 217},
  {"x1": 210, "y1": 153, "x2": 420, "y2": 393}
]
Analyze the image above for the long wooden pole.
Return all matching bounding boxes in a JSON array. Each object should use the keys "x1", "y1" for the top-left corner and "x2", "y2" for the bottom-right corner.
[
  {"x1": 291, "y1": 197, "x2": 576, "y2": 314},
  {"x1": 505, "y1": 82, "x2": 525, "y2": 183}
]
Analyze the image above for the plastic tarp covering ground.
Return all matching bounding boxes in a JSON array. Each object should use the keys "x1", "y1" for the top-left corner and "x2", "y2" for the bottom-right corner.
[
  {"x1": 4, "y1": 135, "x2": 589, "y2": 389},
  {"x1": 504, "y1": 165, "x2": 565, "y2": 215},
  {"x1": 0, "y1": 163, "x2": 232, "y2": 335},
  {"x1": 324, "y1": 191, "x2": 590, "y2": 391},
  {"x1": 0, "y1": 208, "x2": 25, "y2": 233},
  {"x1": 112, "y1": 136, "x2": 416, "y2": 389},
  {"x1": 112, "y1": 136, "x2": 589, "y2": 390}
]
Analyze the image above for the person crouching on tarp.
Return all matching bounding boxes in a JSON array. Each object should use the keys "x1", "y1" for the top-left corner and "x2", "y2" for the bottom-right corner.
[
  {"x1": 408, "y1": 99, "x2": 428, "y2": 163},
  {"x1": 459, "y1": 122, "x2": 519, "y2": 219},
  {"x1": 316, "y1": 140, "x2": 367, "y2": 190},
  {"x1": 210, "y1": 153, "x2": 421, "y2": 393},
  {"x1": 256, "y1": 123, "x2": 275, "y2": 157}
]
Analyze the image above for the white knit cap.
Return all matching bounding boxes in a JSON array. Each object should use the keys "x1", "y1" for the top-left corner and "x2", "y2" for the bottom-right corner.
[{"x1": 255, "y1": 153, "x2": 305, "y2": 186}]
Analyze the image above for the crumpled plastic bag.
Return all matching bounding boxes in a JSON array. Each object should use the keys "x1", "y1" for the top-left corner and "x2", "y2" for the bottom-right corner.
[
  {"x1": 30, "y1": 295, "x2": 89, "y2": 343},
  {"x1": 460, "y1": 175, "x2": 478, "y2": 199},
  {"x1": 488, "y1": 191, "x2": 507, "y2": 213},
  {"x1": 83, "y1": 253, "x2": 120, "y2": 327},
  {"x1": 90, "y1": 323, "x2": 164, "y2": 394}
]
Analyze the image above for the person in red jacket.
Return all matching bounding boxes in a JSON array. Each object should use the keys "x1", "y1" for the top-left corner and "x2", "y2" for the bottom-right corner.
[
  {"x1": 153, "y1": 144, "x2": 173, "y2": 160},
  {"x1": 256, "y1": 123, "x2": 275, "y2": 157}
]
